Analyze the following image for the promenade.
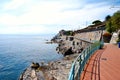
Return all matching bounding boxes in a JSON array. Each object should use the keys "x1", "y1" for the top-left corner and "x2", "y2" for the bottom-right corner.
[{"x1": 80, "y1": 44, "x2": 120, "y2": 80}]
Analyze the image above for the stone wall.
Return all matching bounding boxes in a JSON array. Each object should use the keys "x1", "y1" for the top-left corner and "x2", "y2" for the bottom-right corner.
[
  {"x1": 74, "y1": 30, "x2": 103, "y2": 41},
  {"x1": 57, "y1": 30, "x2": 103, "y2": 55}
]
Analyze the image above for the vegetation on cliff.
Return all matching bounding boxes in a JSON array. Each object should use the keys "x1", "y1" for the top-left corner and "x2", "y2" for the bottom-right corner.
[
  {"x1": 58, "y1": 30, "x2": 74, "y2": 36},
  {"x1": 106, "y1": 11, "x2": 120, "y2": 32},
  {"x1": 105, "y1": 10, "x2": 120, "y2": 42},
  {"x1": 92, "y1": 20, "x2": 102, "y2": 25}
]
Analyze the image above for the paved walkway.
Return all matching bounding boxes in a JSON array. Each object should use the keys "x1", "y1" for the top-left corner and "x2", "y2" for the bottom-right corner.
[{"x1": 80, "y1": 44, "x2": 120, "y2": 80}]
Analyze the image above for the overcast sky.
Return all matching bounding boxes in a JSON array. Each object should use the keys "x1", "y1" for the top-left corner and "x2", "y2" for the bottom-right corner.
[{"x1": 0, "y1": 0, "x2": 120, "y2": 34}]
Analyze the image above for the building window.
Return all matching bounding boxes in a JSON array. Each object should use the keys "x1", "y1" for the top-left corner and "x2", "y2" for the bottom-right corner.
[
  {"x1": 80, "y1": 41, "x2": 82, "y2": 45},
  {"x1": 66, "y1": 37, "x2": 68, "y2": 40},
  {"x1": 72, "y1": 41, "x2": 75, "y2": 45},
  {"x1": 69, "y1": 37, "x2": 74, "y2": 41},
  {"x1": 77, "y1": 42, "x2": 79, "y2": 45}
]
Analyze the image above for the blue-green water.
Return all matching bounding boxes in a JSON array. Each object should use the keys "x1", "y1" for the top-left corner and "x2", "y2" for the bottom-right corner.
[{"x1": 0, "y1": 34, "x2": 63, "y2": 80}]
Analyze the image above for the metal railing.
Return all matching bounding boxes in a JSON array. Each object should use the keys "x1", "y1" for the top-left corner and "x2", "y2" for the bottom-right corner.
[{"x1": 68, "y1": 41, "x2": 103, "y2": 80}]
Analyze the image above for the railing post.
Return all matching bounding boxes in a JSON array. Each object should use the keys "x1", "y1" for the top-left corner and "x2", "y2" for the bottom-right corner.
[
  {"x1": 73, "y1": 65, "x2": 75, "y2": 80},
  {"x1": 77, "y1": 56, "x2": 81, "y2": 80},
  {"x1": 79, "y1": 55, "x2": 82, "y2": 79}
]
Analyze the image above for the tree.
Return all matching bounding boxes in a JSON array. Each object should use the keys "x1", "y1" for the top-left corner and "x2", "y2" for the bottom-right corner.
[
  {"x1": 105, "y1": 11, "x2": 120, "y2": 42},
  {"x1": 105, "y1": 15, "x2": 111, "y2": 21},
  {"x1": 105, "y1": 11, "x2": 120, "y2": 33},
  {"x1": 92, "y1": 20, "x2": 102, "y2": 25},
  {"x1": 64, "y1": 31, "x2": 74, "y2": 36},
  {"x1": 111, "y1": 11, "x2": 120, "y2": 31},
  {"x1": 106, "y1": 20, "x2": 113, "y2": 33},
  {"x1": 105, "y1": 15, "x2": 115, "y2": 33}
]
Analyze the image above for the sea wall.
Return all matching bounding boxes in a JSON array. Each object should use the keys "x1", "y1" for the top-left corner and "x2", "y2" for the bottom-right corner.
[{"x1": 56, "y1": 30, "x2": 104, "y2": 56}]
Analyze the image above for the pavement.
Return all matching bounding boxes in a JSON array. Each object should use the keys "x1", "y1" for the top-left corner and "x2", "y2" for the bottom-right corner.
[{"x1": 80, "y1": 44, "x2": 120, "y2": 80}]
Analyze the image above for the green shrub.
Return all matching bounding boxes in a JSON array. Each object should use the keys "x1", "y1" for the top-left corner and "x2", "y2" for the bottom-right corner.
[{"x1": 103, "y1": 32, "x2": 112, "y2": 43}]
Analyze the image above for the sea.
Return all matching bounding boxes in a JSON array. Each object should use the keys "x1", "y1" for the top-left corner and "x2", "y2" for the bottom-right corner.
[{"x1": 0, "y1": 34, "x2": 63, "y2": 80}]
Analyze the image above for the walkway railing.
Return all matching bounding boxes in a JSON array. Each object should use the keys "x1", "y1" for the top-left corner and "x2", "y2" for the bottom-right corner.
[{"x1": 68, "y1": 41, "x2": 103, "y2": 80}]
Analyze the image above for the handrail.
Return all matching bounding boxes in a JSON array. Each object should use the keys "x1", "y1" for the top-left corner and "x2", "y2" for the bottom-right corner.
[
  {"x1": 74, "y1": 37, "x2": 94, "y2": 44},
  {"x1": 68, "y1": 41, "x2": 103, "y2": 80}
]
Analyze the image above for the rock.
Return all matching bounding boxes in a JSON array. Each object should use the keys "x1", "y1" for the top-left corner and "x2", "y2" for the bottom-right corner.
[
  {"x1": 66, "y1": 63, "x2": 71, "y2": 69},
  {"x1": 40, "y1": 61, "x2": 45, "y2": 66},
  {"x1": 64, "y1": 47, "x2": 73, "y2": 56},
  {"x1": 31, "y1": 70, "x2": 36, "y2": 78},
  {"x1": 36, "y1": 71, "x2": 45, "y2": 80},
  {"x1": 19, "y1": 67, "x2": 46, "y2": 80},
  {"x1": 64, "y1": 55, "x2": 70, "y2": 60},
  {"x1": 50, "y1": 77, "x2": 57, "y2": 80},
  {"x1": 31, "y1": 62, "x2": 40, "y2": 69},
  {"x1": 20, "y1": 53, "x2": 78, "y2": 80}
]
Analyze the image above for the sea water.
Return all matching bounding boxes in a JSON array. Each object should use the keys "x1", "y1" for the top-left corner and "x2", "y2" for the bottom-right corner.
[{"x1": 0, "y1": 34, "x2": 63, "y2": 80}]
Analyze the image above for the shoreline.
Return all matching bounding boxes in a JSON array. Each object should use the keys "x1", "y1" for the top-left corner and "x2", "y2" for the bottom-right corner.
[{"x1": 19, "y1": 53, "x2": 79, "y2": 80}]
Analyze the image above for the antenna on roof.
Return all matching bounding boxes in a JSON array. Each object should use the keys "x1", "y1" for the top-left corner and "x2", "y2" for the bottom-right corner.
[
  {"x1": 110, "y1": 0, "x2": 120, "y2": 10},
  {"x1": 110, "y1": 6, "x2": 120, "y2": 9}
]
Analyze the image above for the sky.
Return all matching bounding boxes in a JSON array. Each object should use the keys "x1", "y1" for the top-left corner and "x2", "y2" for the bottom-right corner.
[{"x1": 0, "y1": 0, "x2": 120, "y2": 34}]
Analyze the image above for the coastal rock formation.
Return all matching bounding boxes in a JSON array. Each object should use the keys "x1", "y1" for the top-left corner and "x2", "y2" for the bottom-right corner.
[
  {"x1": 31, "y1": 62, "x2": 40, "y2": 69},
  {"x1": 64, "y1": 47, "x2": 73, "y2": 56},
  {"x1": 19, "y1": 54, "x2": 78, "y2": 80},
  {"x1": 19, "y1": 67, "x2": 44, "y2": 80},
  {"x1": 52, "y1": 23, "x2": 105, "y2": 56},
  {"x1": 55, "y1": 30, "x2": 104, "y2": 56},
  {"x1": 45, "y1": 54, "x2": 78, "y2": 80}
]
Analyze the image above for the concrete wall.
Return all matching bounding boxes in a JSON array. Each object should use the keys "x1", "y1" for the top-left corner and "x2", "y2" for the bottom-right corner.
[
  {"x1": 57, "y1": 30, "x2": 103, "y2": 55},
  {"x1": 74, "y1": 30, "x2": 103, "y2": 41}
]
